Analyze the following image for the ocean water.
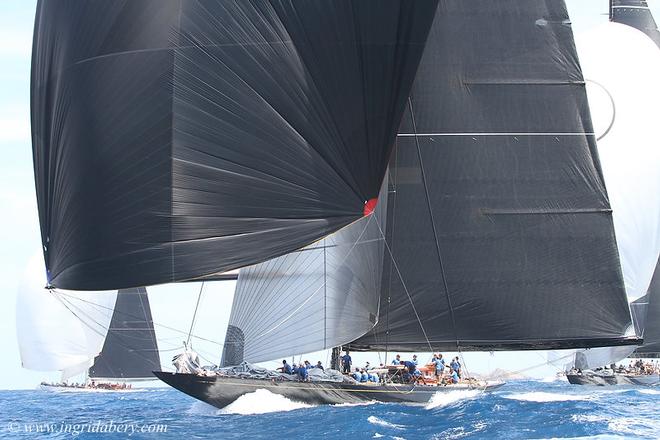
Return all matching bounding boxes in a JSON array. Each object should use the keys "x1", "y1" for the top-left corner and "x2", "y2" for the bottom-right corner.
[{"x1": 1, "y1": 379, "x2": 658, "y2": 439}]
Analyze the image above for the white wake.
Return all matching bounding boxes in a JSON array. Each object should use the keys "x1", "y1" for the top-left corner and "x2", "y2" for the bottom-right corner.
[
  {"x1": 425, "y1": 389, "x2": 481, "y2": 409},
  {"x1": 219, "y1": 389, "x2": 312, "y2": 414}
]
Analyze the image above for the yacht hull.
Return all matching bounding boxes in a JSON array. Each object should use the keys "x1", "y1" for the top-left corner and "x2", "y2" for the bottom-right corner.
[
  {"x1": 154, "y1": 371, "x2": 504, "y2": 409},
  {"x1": 566, "y1": 373, "x2": 659, "y2": 386}
]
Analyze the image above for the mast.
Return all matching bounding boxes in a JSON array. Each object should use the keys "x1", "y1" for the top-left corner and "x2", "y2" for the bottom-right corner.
[{"x1": 330, "y1": 347, "x2": 341, "y2": 371}]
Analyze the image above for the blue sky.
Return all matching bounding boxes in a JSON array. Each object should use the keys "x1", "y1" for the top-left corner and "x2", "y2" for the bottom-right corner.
[{"x1": 1, "y1": 1, "x2": 658, "y2": 390}]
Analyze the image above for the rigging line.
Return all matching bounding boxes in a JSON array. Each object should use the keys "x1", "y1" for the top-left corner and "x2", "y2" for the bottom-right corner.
[
  {"x1": 56, "y1": 291, "x2": 224, "y2": 346},
  {"x1": 57, "y1": 294, "x2": 163, "y2": 369},
  {"x1": 406, "y1": 98, "x2": 461, "y2": 351},
  {"x1": 52, "y1": 291, "x2": 109, "y2": 340},
  {"x1": 253, "y1": 214, "x2": 375, "y2": 340},
  {"x1": 385, "y1": 155, "x2": 399, "y2": 365},
  {"x1": 187, "y1": 281, "x2": 205, "y2": 347},
  {"x1": 373, "y1": 212, "x2": 434, "y2": 354},
  {"x1": 405, "y1": 97, "x2": 474, "y2": 382}
]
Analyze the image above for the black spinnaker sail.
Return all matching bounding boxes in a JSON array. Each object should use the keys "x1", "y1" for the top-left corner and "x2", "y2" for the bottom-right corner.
[
  {"x1": 222, "y1": 1, "x2": 638, "y2": 364},
  {"x1": 31, "y1": 0, "x2": 438, "y2": 290},
  {"x1": 88, "y1": 288, "x2": 161, "y2": 380}
]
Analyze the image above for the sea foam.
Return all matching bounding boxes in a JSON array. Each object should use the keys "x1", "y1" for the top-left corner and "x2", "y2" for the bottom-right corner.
[
  {"x1": 367, "y1": 416, "x2": 406, "y2": 429},
  {"x1": 503, "y1": 392, "x2": 590, "y2": 402},
  {"x1": 219, "y1": 389, "x2": 312, "y2": 415},
  {"x1": 425, "y1": 389, "x2": 481, "y2": 409}
]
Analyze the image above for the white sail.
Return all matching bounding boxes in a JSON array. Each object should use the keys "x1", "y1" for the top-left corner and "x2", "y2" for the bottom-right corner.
[
  {"x1": 578, "y1": 22, "x2": 660, "y2": 304},
  {"x1": 16, "y1": 253, "x2": 117, "y2": 379},
  {"x1": 565, "y1": 22, "x2": 660, "y2": 370}
]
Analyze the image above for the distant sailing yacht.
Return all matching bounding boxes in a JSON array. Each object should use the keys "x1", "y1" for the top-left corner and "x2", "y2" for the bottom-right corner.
[
  {"x1": 30, "y1": 0, "x2": 642, "y2": 408},
  {"x1": 18, "y1": 255, "x2": 161, "y2": 391}
]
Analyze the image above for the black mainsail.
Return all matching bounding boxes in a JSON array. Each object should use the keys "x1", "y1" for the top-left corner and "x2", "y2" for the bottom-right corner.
[
  {"x1": 31, "y1": 0, "x2": 438, "y2": 290},
  {"x1": 88, "y1": 288, "x2": 161, "y2": 381},
  {"x1": 611, "y1": 0, "x2": 660, "y2": 48},
  {"x1": 632, "y1": 260, "x2": 660, "y2": 357},
  {"x1": 222, "y1": 0, "x2": 638, "y2": 363}
]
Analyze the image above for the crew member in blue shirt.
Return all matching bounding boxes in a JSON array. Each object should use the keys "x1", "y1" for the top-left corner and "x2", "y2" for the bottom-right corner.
[
  {"x1": 450, "y1": 357, "x2": 461, "y2": 378},
  {"x1": 316, "y1": 361, "x2": 324, "y2": 371},
  {"x1": 278, "y1": 360, "x2": 294, "y2": 375},
  {"x1": 412, "y1": 355, "x2": 418, "y2": 366},
  {"x1": 402, "y1": 360, "x2": 417, "y2": 382},
  {"x1": 298, "y1": 363, "x2": 309, "y2": 381},
  {"x1": 341, "y1": 350, "x2": 352, "y2": 374},
  {"x1": 450, "y1": 369, "x2": 459, "y2": 384},
  {"x1": 391, "y1": 354, "x2": 401, "y2": 365},
  {"x1": 433, "y1": 353, "x2": 446, "y2": 380}
]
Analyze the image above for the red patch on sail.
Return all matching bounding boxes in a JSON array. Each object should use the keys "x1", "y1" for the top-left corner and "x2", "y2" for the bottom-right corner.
[{"x1": 363, "y1": 198, "x2": 378, "y2": 216}]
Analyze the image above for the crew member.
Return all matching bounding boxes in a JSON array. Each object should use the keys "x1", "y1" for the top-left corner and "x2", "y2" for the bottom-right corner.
[{"x1": 341, "y1": 350, "x2": 352, "y2": 374}]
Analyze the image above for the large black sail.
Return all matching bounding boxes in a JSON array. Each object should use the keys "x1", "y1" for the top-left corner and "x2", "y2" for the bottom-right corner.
[
  {"x1": 31, "y1": 0, "x2": 438, "y2": 290},
  {"x1": 633, "y1": 259, "x2": 660, "y2": 356},
  {"x1": 88, "y1": 287, "x2": 161, "y2": 380},
  {"x1": 351, "y1": 0, "x2": 636, "y2": 352},
  {"x1": 611, "y1": 0, "x2": 660, "y2": 48}
]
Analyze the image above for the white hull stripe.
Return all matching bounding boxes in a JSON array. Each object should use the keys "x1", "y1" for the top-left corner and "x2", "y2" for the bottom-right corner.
[{"x1": 397, "y1": 132, "x2": 595, "y2": 137}]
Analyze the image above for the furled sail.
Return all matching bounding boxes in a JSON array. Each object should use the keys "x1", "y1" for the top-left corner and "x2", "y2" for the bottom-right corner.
[
  {"x1": 633, "y1": 259, "x2": 660, "y2": 356},
  {"x1": 16, "y1": 253, "x2": 117, "y2": 380},
  {"x1": 221, "y1": 177, "x2": 388, "y2": 365},
  {"x1": 88, "y1": 287, "x2": 161, "y2": 380},
  {"x1": 611, "y1": 0, "x2": 660, "y2": 48},
  {"x1": 351, "y1": 0, "x2": 637, "y2": 352},
  {"x1": 31, "y1": 0, "x2": 438, "y2": 290}
]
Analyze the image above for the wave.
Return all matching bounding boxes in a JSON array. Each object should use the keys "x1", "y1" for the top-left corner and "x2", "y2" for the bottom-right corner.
[
  {"x1": 539, "y1": 375, "x2": 567, "y2": 383},
  {"x1": 503, "y1": 392, "x2": 590, "y2": 402},
  {"x1": 187, "y1": 400, "x2": 221, "y2": 416},
  {"x1": 572, "y1": 414, "x2": 660, "y2": 437},
  {"x1": 332, "y1": 400, "x2": 378, "y2": 407},
  {"x1": 637, "y1": 389, "x2": 660, "y2": 395},
  {"x1": 218, "y1": 389, "x2": 312, "y2": 415},
  {"x1": 425, "y1": 389, "x2": 481, "y2": 409},
  {"x1": 367, "y1": 416, "x2": 406, "y2": 429}
]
